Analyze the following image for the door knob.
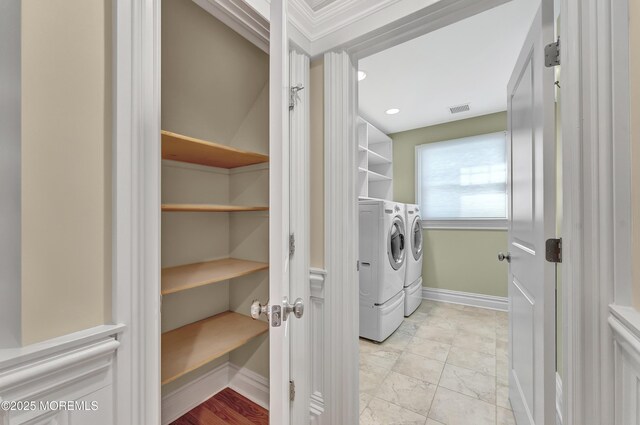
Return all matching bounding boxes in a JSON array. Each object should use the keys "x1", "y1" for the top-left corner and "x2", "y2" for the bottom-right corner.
[
  {"x1": 250, "y1": 300, "x2": 268, "y2": 320},
  {"x1": 498, "y1": 252, "x2": 511, "y2": 263},
  {"x1": 282, "y1": 296, "x2": 304, "y2": 321}
]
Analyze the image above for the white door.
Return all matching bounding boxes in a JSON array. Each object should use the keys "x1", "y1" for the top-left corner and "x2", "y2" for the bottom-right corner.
[
  {"x1": 268, "y1": 0, "x2": 299, "y2": 424},
  {"x1": 505, "y1": 2, "x2": 556, "y2": 425}
]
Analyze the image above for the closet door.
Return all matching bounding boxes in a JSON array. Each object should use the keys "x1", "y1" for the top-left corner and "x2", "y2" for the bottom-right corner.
[{"x1": 268, "y1": 0, "x2": 297, "y2": 423}]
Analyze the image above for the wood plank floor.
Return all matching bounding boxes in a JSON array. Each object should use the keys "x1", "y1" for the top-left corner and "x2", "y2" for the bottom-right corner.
[{"x1": 170, "y1": 388, "x2": 268, "y2": 425}]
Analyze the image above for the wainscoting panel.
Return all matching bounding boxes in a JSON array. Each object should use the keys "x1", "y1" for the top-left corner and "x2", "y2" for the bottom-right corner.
[
  {"x1": 0, "y1": 325, "x2": 123, "y2": 425},
  {"x1": 309, "y1": 268, "x2": 327, "y2": 425},
  {"x1": 610, "y1": 305, "x2": 640, "y2": 425}
]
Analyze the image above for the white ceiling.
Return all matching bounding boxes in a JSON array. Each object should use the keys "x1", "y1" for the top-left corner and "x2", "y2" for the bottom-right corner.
[{"x1": 358, "y1": 0, "x2": 540, "y2": 134}]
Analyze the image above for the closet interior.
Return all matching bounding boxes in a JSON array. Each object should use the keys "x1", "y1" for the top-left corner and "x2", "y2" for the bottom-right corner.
[{"x1": 160, "y1": 0, "x2": 270, "y2": 419}]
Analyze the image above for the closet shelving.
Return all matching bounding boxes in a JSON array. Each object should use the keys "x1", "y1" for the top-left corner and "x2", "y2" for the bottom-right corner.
[
  {"x1": 161, "y1": 311, "x2": 269, "y2": 385},
  {"x1": 161, "y1": 203, "x2": 268, "y2": 212},
  {"x1": 162, "y1": 258, "x2": 269, "y2": 295},
  {"x1": 162, "y1": 130, "x2": 269, "y2": 169},
  {"x1": 357, "y1": 117, "x2": 394, "y2": 200},
  {"x1": 160, "y1": 128, "x2": 269, "y2": 386}
]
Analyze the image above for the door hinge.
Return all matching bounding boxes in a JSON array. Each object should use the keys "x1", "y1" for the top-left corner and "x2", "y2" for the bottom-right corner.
[
  {"x1": 289, "y1": 380, "x2": 295, "y2": 401},
  {"x1": 545, "y1": 37, "x2": 560, "y2": 67},
  {"x1": 289, "y1": 233, "x2": 295, "y2": 257},
  {"x1": 357, "y1": 260, "x2": 360, "y2": 271},
  {"x1": 289, "y1": 85, "x2": 304, "y2": 110},
  {"x1": 545, "y1": 238, "x2": 562, "y2": 263}
]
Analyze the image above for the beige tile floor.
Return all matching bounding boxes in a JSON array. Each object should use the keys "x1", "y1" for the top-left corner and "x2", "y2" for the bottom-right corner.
[{"x1": 359, "y1": 300, "x2": 515, "y2": 425}]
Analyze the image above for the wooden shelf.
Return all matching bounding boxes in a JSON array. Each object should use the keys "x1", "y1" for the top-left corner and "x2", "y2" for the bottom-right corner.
[
  {"x1": 162, "y1": 130, "x2": 269, "y2": 169},
  {"x1": 162, "y1": 258, "x2": 268, "y2": 295},
  {"x1": 162, "y1": 311, "x2": 268, "y2": 385},
  {"x1": 162, "y1": 204, "x2": 269, "y2": 212}
]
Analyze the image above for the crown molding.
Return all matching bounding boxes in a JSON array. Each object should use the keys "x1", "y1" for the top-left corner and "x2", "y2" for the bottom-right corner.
[
  {"x1": 191, "y1": 0, "x2": 510, "y2": 59},
  {"x1": 288, "y1": 0, "x2": 400, "y2": 41},
  {"x1": 192, "y1": 0, "x2": 270, "y2": 53}
]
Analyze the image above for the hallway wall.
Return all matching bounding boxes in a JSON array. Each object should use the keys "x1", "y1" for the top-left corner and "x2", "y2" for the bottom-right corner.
[
  {"x1": 21, "y1": 0, "x2": 113, "y2": 345},
  {"x1": 391, "y1": 112, "x2": 509, "y2": 297}
]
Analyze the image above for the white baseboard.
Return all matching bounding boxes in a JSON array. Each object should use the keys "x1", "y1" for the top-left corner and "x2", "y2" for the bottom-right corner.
[
  {"x1": 228, "y1": 364, "x2": 270, "y2": 409},
  {"x1": 422, "y1": 287, "x2": 509, "y2": 312},
  {"x1": 161, "y1": 362, "x2": 269, "y2": 425},
  {"x1": 161, "y1": 362, "x2": 229, "y2": 425},
  {"x1": 556, "y1": 372, "x2": 563, "y2": 425}
]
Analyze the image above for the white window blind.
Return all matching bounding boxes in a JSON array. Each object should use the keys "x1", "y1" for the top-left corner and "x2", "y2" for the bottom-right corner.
[{"x1": 416, "y1": 132, "x2": 507, "y2": 222}]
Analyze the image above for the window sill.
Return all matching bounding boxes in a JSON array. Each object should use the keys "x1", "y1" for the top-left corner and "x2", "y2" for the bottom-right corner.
[{"x1": 421, "y1": 219, "x2": 508, "y2": 230}]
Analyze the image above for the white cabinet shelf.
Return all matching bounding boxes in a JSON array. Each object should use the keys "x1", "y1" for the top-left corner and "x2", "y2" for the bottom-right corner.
[
  {"x1": 367, "y1": 149, "x2": 391, "y2": 165},
  {"x1": 368, "y1": 169, "x2": 392, "y2": 181},
  {"x1": 357, "y1": 117, "x2": 393, "y2": 200}
]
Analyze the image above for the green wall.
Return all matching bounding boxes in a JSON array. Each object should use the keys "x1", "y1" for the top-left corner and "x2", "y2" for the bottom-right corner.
[{"x1": 391, "y1": 112, "x2": 509, "y2": 297}]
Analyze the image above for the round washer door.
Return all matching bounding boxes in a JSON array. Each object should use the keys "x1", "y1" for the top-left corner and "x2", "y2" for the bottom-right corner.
[
  {"x1": 387, "y1": 216, "x2": 406, "y2": 270},
  {"x1": 411, "y1": 215, "x2": 423, "y2": 261}
]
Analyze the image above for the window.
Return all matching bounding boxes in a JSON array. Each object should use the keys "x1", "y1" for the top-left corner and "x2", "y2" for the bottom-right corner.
[{"x1": 415, "y1": 132, "x2": 507, "y2": 229}]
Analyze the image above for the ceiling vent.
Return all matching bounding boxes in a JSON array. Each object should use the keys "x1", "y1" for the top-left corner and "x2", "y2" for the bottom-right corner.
[{"x1": 449, "y1": 103, "x2": 470, "y2": 114}]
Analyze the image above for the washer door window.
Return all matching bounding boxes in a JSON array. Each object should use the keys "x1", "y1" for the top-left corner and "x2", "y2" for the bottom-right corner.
[
  {"x1": 387, "y1": 216, "x2": 406, "y2": 270},
  {"x1": 411, "y1": 216, "x2": 423, "y2": 261}
]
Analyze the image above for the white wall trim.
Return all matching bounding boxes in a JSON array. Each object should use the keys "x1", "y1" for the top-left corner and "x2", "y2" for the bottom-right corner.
[
  {"x1": 195, "y1": 0, "x2": 508, "y2": 58},
  {"x1": 228, "y1": 364, "x2": 270, "y2": 410},
  {"x1": 422, "y1": 287, "x2": 509, "y2": 312},
  {"x1": 161, "y1": 363, "x2": 228, "y2": 425},
  {"x1": 161, "y1": 362, "x2": 270, "y2": 425},
  {"x1": 112, "y1": 0, "x2": 162, "y2": 423},
  {"x1": 324, "y1": 51, "x2": 359, "y2": 425},
  {"x1": 0, "y1": 325, "x2": 122, "y2": 425},
  {"x1": 192, "y1": 0, "x2": 270, "y2": 53},
  {"x1": 288, "y1": 0, "x2": 399, "y2": 41},
  {"x1": 421, "y1": 219, "x2": 508, "y2": 231},
  {"x1": 340, "y1": 0, "x2": 508, "y2": 60},
  {"x1": 309, "y1": 268, "x2": 327, "y2": 424},
  {"x1": 609, "y1": 305, "x2": 640, "y2": 425},
  {"x1": 0, "y1": 325, "x2": 124, "y2": 371},
  {"x1": 560, "y1": 0, "x2": 630, "y2": 423},
  {"x1": 556, "y1": 372, "x2": 563, "y2": 425}
]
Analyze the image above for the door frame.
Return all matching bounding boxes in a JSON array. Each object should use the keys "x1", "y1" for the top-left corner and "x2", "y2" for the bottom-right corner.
[
  {"x1": 112, "y1": 0, "x2": 314, "y2": 424},
  {"x1": 112, "y1": 0, "x2": 162, "y2": 424},
  {"x1": 322, "y1": 0, "x2": 632, "y2": 424},
  {"x1": 560, "y1": 0, "x2": 632, "y2": 424}
]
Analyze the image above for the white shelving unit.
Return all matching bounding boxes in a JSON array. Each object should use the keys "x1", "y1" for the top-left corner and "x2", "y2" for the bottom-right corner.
[{"x1": 357, "y1": 117, "x2": 393, "y2": 200}]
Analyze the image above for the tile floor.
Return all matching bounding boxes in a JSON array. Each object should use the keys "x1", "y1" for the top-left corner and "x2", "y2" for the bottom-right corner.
[{"x1": 359, "y1": 300, "x2": 515, "y2": 425}]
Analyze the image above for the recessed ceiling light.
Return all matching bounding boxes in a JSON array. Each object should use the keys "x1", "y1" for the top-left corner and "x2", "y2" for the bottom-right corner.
[
  {"x1": 357, "y1": 71, "x2": 367, "y2": 81},
  {"x1": 385, "y1": 108, "x2": 400, "y2": 115}
]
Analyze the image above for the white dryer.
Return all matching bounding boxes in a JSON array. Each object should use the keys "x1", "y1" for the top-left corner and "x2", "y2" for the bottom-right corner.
[
  {"x1": 359, "y1": 200, "x2": 407, "y2": 342},
  {"x1": 404, "y1": 204, "x2": 424, "y2": 316}
]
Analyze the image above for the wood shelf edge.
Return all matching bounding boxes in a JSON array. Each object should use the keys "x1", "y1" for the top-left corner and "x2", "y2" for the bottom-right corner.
[{"x1": 161, "y1": 258, "x2": 269, "y2": 296}]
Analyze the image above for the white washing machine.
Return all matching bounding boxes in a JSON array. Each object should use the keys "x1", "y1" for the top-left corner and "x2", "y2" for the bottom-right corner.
[
  {"x1": 359, "y1": 200, "x2": 407, "y2": 342},
  {"x1": 404, "y1": 204, "x2": 424, "y2": 316}
]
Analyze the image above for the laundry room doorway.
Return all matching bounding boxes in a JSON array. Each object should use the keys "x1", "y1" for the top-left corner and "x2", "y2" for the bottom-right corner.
[{"x1": 350, "y1": 1, "x2": 560, "y2": 423}]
